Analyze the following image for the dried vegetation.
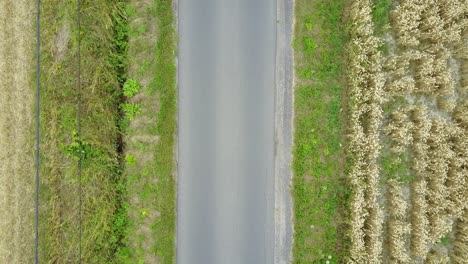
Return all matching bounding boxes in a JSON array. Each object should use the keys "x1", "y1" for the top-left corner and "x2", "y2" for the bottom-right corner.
[
  {"x1": 0, "y1": 1, "x2": 35, "y2": 263},
  {"x1": 346, "y1": 0, "x2": 468, "y2": 262}
]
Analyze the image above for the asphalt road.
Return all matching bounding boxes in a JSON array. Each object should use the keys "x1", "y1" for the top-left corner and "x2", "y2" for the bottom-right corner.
[{"x1": 177, "y1": 1, "x2": 276, "y2": 263}]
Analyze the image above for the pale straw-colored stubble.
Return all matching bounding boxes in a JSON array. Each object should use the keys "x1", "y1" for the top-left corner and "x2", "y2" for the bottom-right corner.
[{"x1": 0, "y1": 0, "x2": 35, "y2": 263}]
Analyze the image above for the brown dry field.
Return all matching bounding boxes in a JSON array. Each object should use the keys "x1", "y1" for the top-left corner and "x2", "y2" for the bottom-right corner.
[{"x1": 0, "y1": 0, "x2": 35, "y2": 262}]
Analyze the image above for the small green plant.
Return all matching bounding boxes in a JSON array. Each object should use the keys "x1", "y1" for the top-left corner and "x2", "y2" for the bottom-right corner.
[
  {"x1": 139, "y1": 208, "x2": 149, "y2": 219},
  {"x1": 121, "y1": 102, "x2": 142, "y2": 120},
  {"x1": 441, "y1": 235, "x2": 450, "y2": 245},
  {"x1": 304, "y1": 36, "x2": 317, "y2": 53},
  {"x1": 125, "y1": 154, "x2": 137, "y2": 166},
  {"x1": 123, "y1": 79, "x2": 141, "y2": 97},
  {"x1": 62, "y1": 131, "x2": 97, "y2": 160},
  {"x1": 304, "y1": 15, "x2": 314, "y2": 31}
]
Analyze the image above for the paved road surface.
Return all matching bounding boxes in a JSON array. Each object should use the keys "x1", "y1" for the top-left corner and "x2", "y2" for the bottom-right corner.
[{"x1": 177, "y1": 1, "x2": 276, "y2": 263}]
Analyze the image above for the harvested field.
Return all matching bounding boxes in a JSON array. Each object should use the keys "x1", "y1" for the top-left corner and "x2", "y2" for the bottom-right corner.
[
  {"x1": 345, "y1": 0, "x2": 468, "y2": 262},
  {"x1": 0, "y1": 0, "x2": 35, "y2": 263}
]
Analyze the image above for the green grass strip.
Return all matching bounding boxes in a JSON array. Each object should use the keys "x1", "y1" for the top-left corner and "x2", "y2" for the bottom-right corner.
[
  {"x1": 292, "y1": 1, "x2": 348, "y2": 263},
  {"x1": 116, "y1": 0, "x2": 177, "y2": 263},
  {"x1": 148, "y1": 0, "x2": 177, "y2": 262}
]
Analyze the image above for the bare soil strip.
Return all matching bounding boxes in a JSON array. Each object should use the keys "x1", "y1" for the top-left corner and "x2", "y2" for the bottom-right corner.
[{"x1": 0, "y1": 0, "x2": 35, "y2": 262}]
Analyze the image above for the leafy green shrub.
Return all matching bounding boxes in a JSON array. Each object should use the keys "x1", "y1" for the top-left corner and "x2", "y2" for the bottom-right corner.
[
  {"x1": 123, "y1": 79, "x2": 141, "y2": 97},
  {"x1": 62, "y1": 131, "x2": 100, "y2": 160},
  {"x1": 110, "y1": 204, "x2": 129, "y2": 246},
  {"x1": 125, "y1": 154, "x2": 137, "y2": 166},
  {"x1": 121, "y1": 103, "x2": 142, "y2": 120}
]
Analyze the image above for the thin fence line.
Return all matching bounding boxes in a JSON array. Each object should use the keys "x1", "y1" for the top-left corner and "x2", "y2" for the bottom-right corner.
[
  {"x1": 77, "y1": 0, "x2": 82, "y2": 262},
  {"x1": 35, "y1": 0, "x2": 41, "y2": 263}
]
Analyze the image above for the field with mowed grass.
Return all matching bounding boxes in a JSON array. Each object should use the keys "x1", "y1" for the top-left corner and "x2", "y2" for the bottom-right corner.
[
  {"x1": 0, "y1": 1, "x2": 35, "y2": 263},
  {"x1": 293, "y1": 0, "x2": 468, "y2": 263}
]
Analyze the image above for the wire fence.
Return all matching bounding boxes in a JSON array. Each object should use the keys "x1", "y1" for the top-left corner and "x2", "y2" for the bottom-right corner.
[
  {"x1": 77, "y1": 0, "x2": 82, "y2": 262},
  {"x1": 34, "y1": 0, "x2": 41, "y2": 263}
]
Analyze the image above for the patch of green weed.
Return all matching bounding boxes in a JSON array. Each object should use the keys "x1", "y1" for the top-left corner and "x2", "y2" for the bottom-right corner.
[
  {"x1": 373, "y1": 0, "x2": 392, "y2": 35},
  {"x1": 121, "y1": 103, "x2": 142, "y2": 120},
  {"x1": 62, "y1": 130, "x2": 102, "y2": 160},
  {"x1": 123, "y1": 79, "x2": 141, "y2": 97},
  {"x1": 125, "y1": 154, "x2": 137, "y2": 167}
]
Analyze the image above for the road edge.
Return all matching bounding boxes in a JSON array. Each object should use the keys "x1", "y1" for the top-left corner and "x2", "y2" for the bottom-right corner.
[
  {"x1": 274, "y1": 0, "x2": 294, "y2": 263},
  {"x1": 173, "y1": 0, "x2": 180, "y2": 263}
]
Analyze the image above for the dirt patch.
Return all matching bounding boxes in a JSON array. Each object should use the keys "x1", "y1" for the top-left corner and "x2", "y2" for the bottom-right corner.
[
  {"x1": 55, "y1": 22, "x2": 70, "y2": 61},
  {"x1": 0, "y1": 0, "x2": 35, "y2": 263}
]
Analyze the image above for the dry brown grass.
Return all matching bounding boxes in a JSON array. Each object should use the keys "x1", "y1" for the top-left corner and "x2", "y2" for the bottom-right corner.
[
  {"x1": 346, "y1": 0, "x2": 386, "y2": 261},
  {"x1": 0, "y1": 0, "x2": 35, "y2": 262},
  {"x1": 384, "y1": 1, "x2": 467, "y2": 262}
]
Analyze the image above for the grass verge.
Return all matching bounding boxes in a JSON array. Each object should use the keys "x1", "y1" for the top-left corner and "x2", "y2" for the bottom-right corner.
[
  {"x1": 39, "y1": 1, "x2": 128, "y2": 262},
  {"x1": 116, "y1": 0, "x2": 177, "y2": 263},
  {"x1": 292, "y1": 0, "x2": 348, "y2": 263}
]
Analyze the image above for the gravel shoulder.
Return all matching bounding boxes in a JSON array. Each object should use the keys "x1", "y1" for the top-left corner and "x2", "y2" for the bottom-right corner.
[
  {"x1": 0, "y1": 0, "x2": 35, "y2": 262},
  {"x1": 274, "y1": 0, "x2": 294, "y2": 263}
]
